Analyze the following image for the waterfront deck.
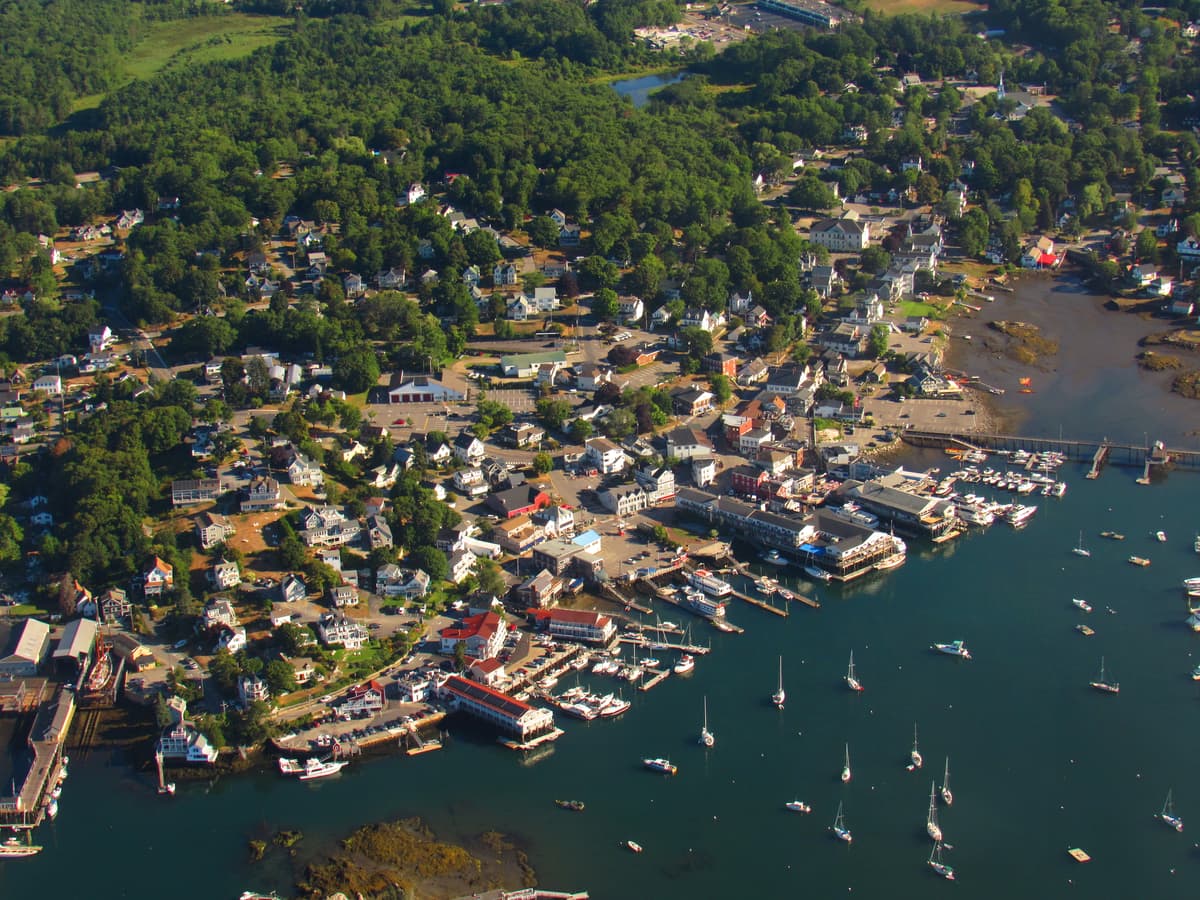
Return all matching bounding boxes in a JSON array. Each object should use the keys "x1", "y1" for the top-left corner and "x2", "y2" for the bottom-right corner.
[{"x1": 903, "y1": 429, "x2": 1199, "y2": 470}]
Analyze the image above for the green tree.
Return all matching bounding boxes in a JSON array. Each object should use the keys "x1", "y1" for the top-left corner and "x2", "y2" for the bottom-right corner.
[
  {"x1": 476, "y1": 558, "x2": 507, "y2": 597},
  {"x1": 410, "y1": 546, "x2": 449, "y2": 581},
  {"x1": 527, "y1": 216, "x2": 560, "y2": 248},
  {"x1": 533, "y1": 451, "x2": 553, "y2": 474},
  {"x1": 333, "y1": 347, "x2": 381, "y2": 394},
  {"x1": 569, "y1": 417, "x2": 594, "y2": 440},
  {"x1": 868, "y1": 323, "x2": 889, "y2": 359},
  {"x1": 263, "y1": 659, "x2": 297, "y2": 696},
  {"x1": 708, "y1": 373, "x2": 732, "y2": 406},
  {"x1": 592, "y1": 288, "x2": 618, "y2": 321}
]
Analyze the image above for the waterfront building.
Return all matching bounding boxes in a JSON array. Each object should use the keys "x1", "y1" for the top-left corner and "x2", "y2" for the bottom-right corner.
[
  {"x1": 158, "y1": 697, "x2": 218, "y2": 764},
  {"x1": 51, "y1": 617, "x2": 97, "y2": 678},
  {"x1": 439, "y1": 611, "x2": 505, "y2": 660},
  {"x1": 532, "y1": 539, "x2": 582, "y2": 577},
  {"x1": 438, "y1": 675, "x2": 555, "y2": 740},
  {"x1": 529, "y1": 608, "x2": 618, "y2": 645},
  {"x1": 336, "y1": 680, "x2": 385, "y2": 717},
  {"x1": 494, "y1": 516, "x2": 547, "y2": 555},
  {"x1": 634, "y1": 464, "x2": 676, "y2": 503},
  {"x1": 467, "y1": 657, "x2": 506, "y2": 688},
  {"x1": 517, "y1": 569, "x2": 563, "y2": 608},
  {"x1": 838, "y1": 474, "x2": 958, "y2": 539}
]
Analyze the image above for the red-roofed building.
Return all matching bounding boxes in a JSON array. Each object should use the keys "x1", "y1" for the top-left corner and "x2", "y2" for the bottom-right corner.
[
  {"x1": 467, "y1": 656, "x2": 506, "y2": 687},
  {"x1": 143, "y1": 556, "x2": 174, "y2": 597},
  {"x1": 335, "y1": 679, "x2": 385, "y2": 717},
  {"x1": 438, "y1": 675, "x2": 555, "y2": 739},
  {"x1": 438, "y1": 611, "x2": 505, "y2": 660},
  {"x1": 528, "y1": 608, "x2": 617, "y2": 645}
]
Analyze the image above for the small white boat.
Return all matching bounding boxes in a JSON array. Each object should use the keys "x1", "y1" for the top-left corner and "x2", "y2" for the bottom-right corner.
[
  {"x1": 932, "y1": 640, "x2": 972, "y2": 660},
  {"x1": 278, "y1": 758, "x2": 303, "y2": 776},
  {"x1": 1072, "y1": 531, "x2": 1091, "y2": 557},
  {"x1": 698, "y1": 696, "x2": 715, "y2": 748},
  {"x1": 1155, "y1": 530, "x2": 1168, "y2": 543},
  {"x1": 299, "y1": 757, "x2": 348, "y2": 781},
  {"x1": 805, "y1": 564, "x2": 833, "y2": 583},
  {"x1": 673, "y1": 654, "x2": 695, "y2": 675},
  {"x1": 761, "y1": 549, "x2": 788, "y2": 566},
  {"x1": 841, "y1": 744, "x2": 852, "y2": 783},
  {"x1": 0, "y1": 835, "x2": 42, "y2": 857},
  {"x1": 786, "y1": 800, "x2": 812, "y2": 814},
  {"x1": 845, "y1": 651, "x2": 864, "y2": 692},
  {"x1": 940, "y1": 757, "x2": 953, "y2": 806},
  {"x1": 46, "y1": 798, "x2": 58, "y2": 819},
  {"x1": 910, "y1": 723, "x2": 923, "y2": 770},
  {"x1": 1191, "y1": 664, "x2": 1200, "y2": 682},
  {"x1": 1159, "y1": 789, "x2": 1184, "y2": 832},
  {"x1": 625, "y1": 839, "x2": 643, "y2": 853},
  {"x1": 755, "y1": 577, "x2": 777, "y2": 595},
  {"x1": 772, "y1": 655, "x2": 786, "y2": 709},
  {"x1": 928, "y1": 840, "x2": 955, "y2": 880},
  {"x1": 1194, "y1": 535, "x2": 1200, "y2": 554},
  {"x1": 926, "y1": 782, "x2": 942, "y2": 842},
  {"x1": 831, "y1": 801, "x2": 852, "y2": 842},
  {"x1": 643, "y1": 757, "x2": 677, "y2": 775},
  {"x1": 1072, "y1": 598, "x2": 1092, "y2": 613}
]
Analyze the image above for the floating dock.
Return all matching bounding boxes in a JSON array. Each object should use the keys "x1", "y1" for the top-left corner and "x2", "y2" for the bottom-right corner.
[{"x1": 638, "y1": 669, "x2": 670, "y2": 692}]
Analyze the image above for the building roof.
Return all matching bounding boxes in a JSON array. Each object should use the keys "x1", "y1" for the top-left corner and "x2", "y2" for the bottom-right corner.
[
  {"x1": 440, "y1": 611, "x2": 502, "y2": 644},
  {"x1": 572, "y1": 528, "x2": 602, "y2": 546},
  {"x1": 533, "y1": 539, "x2": 580, "y2": 560},
  {"x1": 665, "y1": 427, "x2": 712, "y2": 448},
  {"x1": 3, "y1": 618, "x2": 49, "y2": 663},
  {"x1": 531, "y1": 608, "x2": 611, "y2": 627},
  {"x1": 53, "y1": 617, "x2": 98, "y2": 660},
  {"x1": 443, "y1": 674, "x2": 532, "y2": 718},
  {"x1": 487, "y1": 485, "x2": 549, "y2": 516},
  {"x1": 499, "y1": 350, "x2": 567, "y2": 368}
]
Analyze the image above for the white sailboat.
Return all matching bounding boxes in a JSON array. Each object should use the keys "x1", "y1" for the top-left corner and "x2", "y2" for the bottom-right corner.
[
  {"x1": 926, "y1": 781, "x2": 943, "y2": 841},
  {"x1": 845, "y1": 650, "x2": 864, "y2": 692},
  {"x1": 841, "y1": 743, "x2": 852, "y2": 783},
  {"x1": 928, "y1": 841, "x2": 955, "y2": 880},
  {"x1": 1088, "y1": 656, "x2": 1120, "y2": 694},
  {"x1": 698, "y1": 696, "x2": 714, "y2": 748},
  {"x1": 771, "y1": 655, "x2": 786, "y2": 709},
  {"x1": 909, "y1": 723, "x2": 923, "y2": 771},
  {"x1": 1072, "y1": 530, "x2": 1091, "y2": 557},
  {"x1": 830, "y1": 801, "x2": 852, "y2": 842},
  {"x1": 940, "y1": 757, "x2": 953, "y2": 806},
  {"x1": 1159, "y1": 789, "x2": 1184, "y2": 832}
]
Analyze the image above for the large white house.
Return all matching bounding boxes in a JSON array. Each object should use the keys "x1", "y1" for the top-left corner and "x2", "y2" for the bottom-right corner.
[
  {"x1": 809, "y1": 213, "x2": 870, "y2": 252},
  {"x1": 387, "y1": 375, "x2": 463, "y2": 403},
  {"x1": 584, "y1": 437, "x2": 626, "y2": 474}
]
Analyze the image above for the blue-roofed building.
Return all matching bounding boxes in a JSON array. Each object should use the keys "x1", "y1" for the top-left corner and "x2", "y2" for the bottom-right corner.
[{"x1": 571, "y1": 529, "x2": 602, "y2": 555}]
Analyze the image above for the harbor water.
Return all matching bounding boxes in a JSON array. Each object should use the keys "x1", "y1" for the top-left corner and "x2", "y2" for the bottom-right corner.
[{"x1": 3, "y1": 468, "x2": 1200, "y2": 898}]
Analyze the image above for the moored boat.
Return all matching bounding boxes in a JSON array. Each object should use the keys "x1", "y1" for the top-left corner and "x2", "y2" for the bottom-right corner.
[
  {"x1": 643, "y1": 757, "x2": 678, "y2": 776},
  {"x1": 1072, "y1": 531, "x2": 1090, "y2": 557},
  {"x1": 1088, "y1": 657, "x2": 1119, "y2": 694},
  {"x1": 682, "y1": 586, "x2": 727, "y2": 619},
  {"x1": 625, "y1": 839, "x2": 643, "y2": 853},
  {"x1": 0, "y1": 835, "x2": 42, "y2": 858},
  {"x1": 1072, "y1": 598, "x2": 1092, "y2": 613},
  {"x1": 698, "y1": 696, "x2": 714, "y2": 748},
  {"x1": 926, "y1": 782, "x2": 943, "y2": 842},
  {"x1": 673, "y1": 653, "x2": 695, "y2": 675},
  {"x1": 910, "y1": 723, "x2": 923, "y2": 770},
  {"x1": 928, "y1": 841, "x2": 955, "y2": 880},
  {"x1": 1159, "y1": 789, "x2": 1184, "y2": 832},
  {"x1": 1100, "y1": 531, "x2": 1125, "y2": 540},
  {"x1": 940, "y1": 757, "x2": 953, "y2": 806},
  {"x1": 804, "y1": 564, "x2": 833, "y2": 583},
  {"x1": 931, "y1": 640, "x2": 972, "y2": 660},
  {"x1": 786, "y1": 800, "x2": 812, "y2": 814},
  {"x1": 845, "y1": 651, "x2": 864, "y2": 691},
  {"x1": 1155, "y1": 530, "x2": 1168, "y2": 542},
  {"x1": 831, "y1": 801, "x2": 852, "y2": 842},
  {"x1": 1128, "y1": 555, "x2": 1151, "y2": 567},
  {"x1": 688, "y1": 568, "x2": 732, "y2": 597},
  {"x1": 1076, "y1": 624, "x2": 1095, "y2": 636},
  {"x1": 841, "y1": 744, "x2": 852, "y2": 783},
  {"x1": 299, "y1": 757, "x2": 347, "y2": 781},
  {"x1": 554, "y1": 799, "x2": 585, "y2": 812},
  {"x1": 761, "y1": 548, "x2": 788, "y2": 566},
  {"x1": 772, "y1": 655, "x2": 786, "y2": 709},
  {"x1": 278, "y1": 758, "x2": 303, "y2": 776}
]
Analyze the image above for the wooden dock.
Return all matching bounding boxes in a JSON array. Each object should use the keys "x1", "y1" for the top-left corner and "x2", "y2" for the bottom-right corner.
[
  {"x1": 601, "y1": 582, "x2": 652, "y2": 615},
  {"x1": 639, "y1": 669, "x2": 670, "y2": 692},
  {"x1": 729, "y1": 587, "x2": 788, "y2": 617},
  {"x1": 903, "y1": 429, "x2": 1200, "y2": 471},
  {"x1": 788, "y1": 593, "x2": 821, "y2": 609}
]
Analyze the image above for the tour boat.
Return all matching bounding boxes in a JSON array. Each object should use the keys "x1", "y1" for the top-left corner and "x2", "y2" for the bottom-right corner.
[
  {"x1": 940, "y1": 757, "x2": 953, "y2": 806},
  {"x1": 0, "y1": 835, "x2": 42, "y2": 858},
  {"x1": 772, "y1": 655, "x2": 786, "y2": 709},
  {"x1": 786, "y1": 800, "x2": 812, "y2": 814},
  {"x1": 926, "y1": 782, "x2": 943, "y2": 842},
  {"x1": 673, "y1": 654, "x2": 695, "y2": 675},
  {"x1": 1072, "y1": 598, "x2": 1092, "y2": 613},
  {"x1": 625, "y1": 840, "x2": 643, "y2": 853},
  {"x1": 928, "y1": 841, "x2": 955, "y2": 880},
  {"x1": 845, "y1": 651, "x2": 864, "y2": 692},
  {"x1": 278, "y1": 758, "x2": 303, "y2": 776},
  {"x1": 1128, "y1": 555, "x2": 1151, "y2": 567},
  {"x1": 805, "y1": 564, "x2": 833, "y2": 583},
  {"x1": 1088, "y1": 657, "x2": 1120, "y2": 694},
  {"x1": 830, "y1": 801, "x2": 852, "y2": 842},
  {"x1": 1159, "y1": 789, "x2": 1184, "y2": 832},
  {"x1": 910, "y1": 723, "x2": 924, "y2": 770},
  {"x1": 1155, "y1": 530, "x2": 1168, "y2": 543},
  {"x1": 698, "y1": 696, "x2": 715, "y2": 748},
  {"x1": 1072, "y1": 531, "x2": 1091, "y2": 557},
  {"x1": 643, "y1": 757, "x2": 678, "y2": 776},
  {"x1": 688, "y1": 568, "x2": 733, "y2": 597},
  {"x1": 841, "y1": 744, "x2": 852, "y2": 783},
  {"x1": 682, "y1": 587, "x2": 727, "y2": 619},
  {"x1": 299, "y1": 757, "x2": 348, "y2": 781},
  {"x1": 932, "y1": 640, "x2": 972, "y2": 660},
  {"x1": 555, "y1": 799, "x2": 585, "y2": 812},
  {"x1": 761, "y1": 549, "x2": 787, "y2": 566}
]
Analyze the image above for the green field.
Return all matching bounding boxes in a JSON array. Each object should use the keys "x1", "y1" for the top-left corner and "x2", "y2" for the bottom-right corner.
[
  {"x1": 898, "y1": 299, "x2": 941, "y2": 318},
  {"x1": 861, "y1": 0, "x2": 981, "y2": 14},
  {"x1": 73, "y1": 13, "x2": 289, "y2": 112}
]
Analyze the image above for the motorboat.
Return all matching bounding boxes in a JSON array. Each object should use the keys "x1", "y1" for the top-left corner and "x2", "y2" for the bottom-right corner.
[
  {"x1": 1128, "y1": 556, "x2": 1151, "y2": 567},
  {"x1": 1072, "y1": 598, "x2": 1092, "y2": 613},
  {"x1": 625, "y1": 840, "x2": 643, "y2": 853},
  {"x1": 804, "y1": 565, "x2": 833, "y2": 583},
  {"x1": 555, "y1": 800, "x2": 585, "y2": 812},
  {"x1": 785, "y1": 800, "x2": 812, "y2": 814},
  {"x1": 673, "y1": 654, "x2": 695, "y2": 675},
  {"x1": 1155, "y1": 530, "x2": 1168, "y2": 542},
  {"x1": 1100, "y1": 531, "x2": 1125, "y2": 540},
  {"x1": 931, "y1": 640, "x2": 972, "y2": 660},
  {"x1": 755, "y1": 577, "x2": 777, "y2": 595},
  {"x1": 299, "y1": 757, "x2": 348, "y2": 781},
  {"x1": 0, "y1": 835, "x2": 42, "y2": 858},
  {"x1": 643, "y1": 757, "x2": 678, "y2": 776},
  {"x1": 761, "y1": 549, "x2": 788, "y2": 566},
  {"x1": 1076, "y1": 624, "x2": 1095, "y2": 637},
  {"x1": 1192, "y1": 664, "x2": 1200, "y2": 682}
]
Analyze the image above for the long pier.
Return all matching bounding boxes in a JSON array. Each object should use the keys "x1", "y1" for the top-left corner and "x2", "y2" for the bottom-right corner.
[
  {"x1": 728, "y1": 587, "x2": 788, "y2": 617},
  {"x1": 902, "y1": 429, "x2": 1200, "y2": 470},
  {"x1": 1086, "y1": 443, "x2": 1109, "y2": 479}
]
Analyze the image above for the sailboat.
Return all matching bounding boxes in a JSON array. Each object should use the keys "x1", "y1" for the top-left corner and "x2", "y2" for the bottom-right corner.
[
  {"x1": 1088, "y1": 656, "x2": 1120, "y2": 694},
  {"x1": 1159, "y1": 789, "x2": 1184, "y2": 832},
  {"x1": 909, "y1": 723, "x2": 923, "y2": 771},
  {"x1": 1072, "y1": 531, "x2": 1091, "y2": 557},
  {"x1": 845, "y1": 651, "x2": 864, "y2": 692},
  {"x1": 830, "y1": 801, "x2": 852, "y2": 842},
  {"x1": 841, "y1": 744, "x2": 852, "y2": 783},
  {"x1": 698, "y1": 696, "x2": 714, "y2": 748},
  {"x1": 771, "y1": 656, "x2": 786, "y2": 709},
  {"x1": 926, "y1": 781, "x2": 943, "y2": 841},
  {"x1": 940, "y1": 757, "x2": 953, "y2": 806},
  {"x1": 928, "y1": 841, "x2": 955, "y2": 880}
]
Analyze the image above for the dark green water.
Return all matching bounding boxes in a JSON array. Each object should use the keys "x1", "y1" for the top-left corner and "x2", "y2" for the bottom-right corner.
[{"x1": 3, "y1": 468, "x2": 1199, "y2": 898}]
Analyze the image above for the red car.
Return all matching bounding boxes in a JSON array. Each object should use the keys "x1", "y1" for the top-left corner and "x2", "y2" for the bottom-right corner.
[{"x1": 392, "y1": 418, "x2": 406, "y2": 426}]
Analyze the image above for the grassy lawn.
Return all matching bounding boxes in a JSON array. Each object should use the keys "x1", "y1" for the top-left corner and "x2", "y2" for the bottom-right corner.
[
  {"x1": 3, "y1": 604, "x2": 49, "y2": 618},
  {"x1": 898, "y1": 300, "x2": 940, "y2": 318},
  {"x1": 72, "y1": 14, "x2": 288, "y2": 112},
  {"x1": 861, "y1": 0, "x2": 982, "y2": 14}
]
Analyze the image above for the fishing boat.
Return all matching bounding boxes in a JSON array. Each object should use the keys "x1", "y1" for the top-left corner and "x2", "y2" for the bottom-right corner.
[
  {"x1": 805, "y1": 564, "x2": 833, "y2": 583},
  {"x1": 1072, "y1": 598, "x2": 1092, "y2": 613},
  {"x1": 841, "y1": 744, "x2": 852, "y2": 783},
  {"x1": 755, "y1": 576, "x2": 777, "y2": 595},
  {"x1": 1072, "y1": 531, "x2": 1091, "y2": 557},
  {"x1": 554, "y1": 799, "x2": 585, "y2": 812},
  {"x1": 1076, "y1": 624, "x2": 1095, "y2": 636},
  {"x1": 772, "y1": 656, "x2": 786, "y2": 709},
  {"x1": 1088, "y1": 657, "x2": 1120, "y2": 694},
  {"x1": 786, "y1": 799, "x2": 812, "y2": 814},
  {"x1": 761, "y1": 548, "x2": 788, "y2": 566},
  {"x1": 928, "y1": 841, "x2": 955, "y2": 880},
  {"x1": 673, "y1": 653, "x2": 695, "y2": 675},
  {"x1": 1155, "y1": 530, "x2": 1168, "y2": 543},
  {"x1": 625, "y1": 840, "x2": 643, "y2": 853},
  {"x1": 299, "y1": 757, "x2": 347, "y2": 781},
  {"x1": 642, "y1": 757, "x2": 678, "y2": 775},
  {"x1": 830, "y1": 801, "x2": 852, "y2": 842},
  {"x1": 940, "y1": 758, "x2": 953, "y2": 806},
  {"x1": 910, "y1": 723, "x2": 924, "y2": 770},
  {"x1": 1100, "y1": 531, "x2": 1125, "y2": 540},
  {"x1": 698, "y1": 696, "x2": 715, "y2": 748},
  {"x1": 845, "y1": 651, "x2": 864, "y2": 692},
  {"x1": 1159, "y1": 789, "x2": 1184, "y2": 832},
  {"x1": 1128, "y1": 555, "x2": 1151, "y2": 567},
  {"x1": 926, "y1": 782, "x2": 943, "y2": 841},
  {"x1": 931, "y1": 640, "x2": 972, "y2": 660},
  {"x1": 0, "y1": 835, "x2": 42, "y2": 858}
]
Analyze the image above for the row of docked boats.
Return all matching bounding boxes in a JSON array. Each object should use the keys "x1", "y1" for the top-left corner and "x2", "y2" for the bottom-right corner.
[{"x1": 550, "y1": 686, "x2": 631, "y2": 720}]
